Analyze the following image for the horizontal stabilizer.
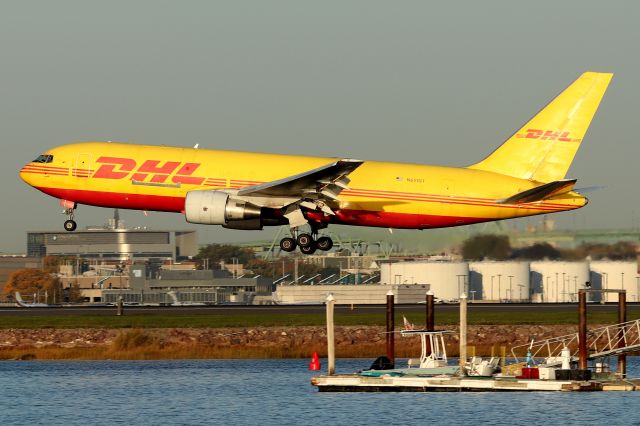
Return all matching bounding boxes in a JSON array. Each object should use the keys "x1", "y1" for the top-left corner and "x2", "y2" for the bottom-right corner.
[{"x1": 497, "y1": 179, "x2": 577, "y2": 204}]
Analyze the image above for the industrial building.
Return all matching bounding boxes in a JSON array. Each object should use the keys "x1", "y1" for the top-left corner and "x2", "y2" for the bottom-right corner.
[
  {"x1": 378, "y1": 260, "x2": 639, "y2": 303},
  {"x1": 101, "y1": 264, "x2": 273, "y2": 304},
  {"x1": 469, "y1": 261, "x2": 530, "y2": 302},
  {"x1": 530, "y1": 261, "x2": 590, "y2": 303},
  {"x1": 26, "y1": 212, "x2": 197, "y2": 261},
  {"x1": 380, "y1": 261, "x2": 469, "y2": 301}
]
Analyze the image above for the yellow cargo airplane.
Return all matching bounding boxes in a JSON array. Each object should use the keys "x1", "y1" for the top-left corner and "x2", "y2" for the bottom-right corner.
[{"x1": 20, "y1": 72, "x2": 612, "y2": 254}]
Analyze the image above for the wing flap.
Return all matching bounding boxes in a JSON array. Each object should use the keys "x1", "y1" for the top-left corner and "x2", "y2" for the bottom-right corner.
[{"x1": 237, "y1": 159, "x2": 363, "y2": 198}]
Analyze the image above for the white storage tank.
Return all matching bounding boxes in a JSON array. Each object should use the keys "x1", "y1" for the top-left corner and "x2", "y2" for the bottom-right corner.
[
  {"x1": 468, "y1": 261, "x2": 530, "y2": 302},
  {"x1": 589, "y1": 261, "x2": 640, "y2": 303},
  {"x1": 530, "y1": 261, "x2": 590, "y2": 303},
  {"x1": 380, "y1": 261, "x2": 468, "y2": 301}
]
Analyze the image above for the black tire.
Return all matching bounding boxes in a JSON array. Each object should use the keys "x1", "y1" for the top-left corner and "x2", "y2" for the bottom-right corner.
[
  {"x1": 316, "y1": 236, "x2": 333, "y2": 251},
  {"x1": 297, "y1": 233, "x2": 313, "y2": 248},
  {"x1": 300, "y1": 243, "x2": 317, "y2": 255},
  {"x1": 280, "y1": 237, "x2": 297, "y2": 252},
  {"x1": 64, "y1": 220, "x2": 77, "y2": 232}
]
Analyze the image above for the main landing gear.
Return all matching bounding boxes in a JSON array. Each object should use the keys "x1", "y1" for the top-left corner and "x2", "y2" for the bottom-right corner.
[{"x1": 279, "y1": 231, "x2": 334, "y2": 255}]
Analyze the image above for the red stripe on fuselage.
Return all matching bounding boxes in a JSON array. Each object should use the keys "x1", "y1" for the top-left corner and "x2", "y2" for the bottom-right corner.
[
  {"x1": 33, "y1": 186, "x2": 497, "y2": 229},
  {"x1": 35, "y1": 186, "x2": 185, "y2": 212}
]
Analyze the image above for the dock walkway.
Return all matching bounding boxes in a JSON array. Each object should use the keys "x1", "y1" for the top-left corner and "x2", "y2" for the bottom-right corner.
[{"x1": 311, "y1": 374, "x2": 640, "y2": 392}]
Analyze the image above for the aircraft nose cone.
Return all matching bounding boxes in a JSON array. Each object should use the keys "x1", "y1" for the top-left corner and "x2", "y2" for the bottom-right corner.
[{"x1": 19, "y1": 164, "x2": 34, "y2": 185}]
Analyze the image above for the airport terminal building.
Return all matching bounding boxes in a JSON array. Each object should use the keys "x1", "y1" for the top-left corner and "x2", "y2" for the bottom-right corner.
[{"x1": 27, "y1": 228, "x2": 197, "y2": 262}]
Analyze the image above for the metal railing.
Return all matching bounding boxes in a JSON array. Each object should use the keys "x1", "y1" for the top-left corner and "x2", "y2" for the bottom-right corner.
[{"x1": 511, "y1": 318, "x2": 640, "y2": 364}]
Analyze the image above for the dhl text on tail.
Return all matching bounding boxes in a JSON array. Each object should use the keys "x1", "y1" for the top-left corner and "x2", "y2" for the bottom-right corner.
[{"x1": 20, "y1": 72, "x2": 613, "y2": 254}]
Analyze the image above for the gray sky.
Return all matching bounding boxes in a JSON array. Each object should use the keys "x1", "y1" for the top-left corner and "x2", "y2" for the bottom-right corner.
[{"x1": 1, "y1": 1, "x2": 639, "y2": 253}]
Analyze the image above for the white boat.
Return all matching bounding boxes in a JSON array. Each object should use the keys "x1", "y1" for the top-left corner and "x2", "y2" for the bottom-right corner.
[{"x1": 361, "y1": 330, "x2": 460, "y2": 377}]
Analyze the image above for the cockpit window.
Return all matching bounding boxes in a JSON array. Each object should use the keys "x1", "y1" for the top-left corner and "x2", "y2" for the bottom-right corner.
[{"x1": 33, "y1": 154, "x2": 54, "y2": 163}]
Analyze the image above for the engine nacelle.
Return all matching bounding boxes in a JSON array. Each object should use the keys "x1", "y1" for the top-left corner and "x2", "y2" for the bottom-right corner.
[{"x1": 185, "y1": 191, "x2": 262, "y2": 227}]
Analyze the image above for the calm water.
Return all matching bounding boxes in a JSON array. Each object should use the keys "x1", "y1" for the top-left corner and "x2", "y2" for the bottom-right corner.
[{"x1": 2, "y1": 358, "x2": 640, "y2": 425}]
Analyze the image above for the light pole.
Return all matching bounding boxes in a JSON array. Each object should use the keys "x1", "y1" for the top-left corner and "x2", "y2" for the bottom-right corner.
[
  {"x1": 498, "y1": 274, "x2": 502, "y2": 302},
  {"x1": 491, "y1": 276, "x2": 495, "y2": 301},
  {"x1": 555, "y1": 272, "x2": 559, "y2": 303},
  {"x1": 457, "y1": 274, "x2": 466, "y2": 296},
  {"x1": 545, "y1": 276, "x2": 550, "y2": 303},
  {"x1": 518, "y1": 284, "x2": 525, "y2": 302},
  {"x1": 562, "y1": 272, "x2": 566, "y2": 303},
  {"x1": 508, "y1": 276, "x2": 513, "y2": 302}
]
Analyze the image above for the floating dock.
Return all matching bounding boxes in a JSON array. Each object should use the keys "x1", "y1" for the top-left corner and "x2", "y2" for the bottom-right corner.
[
  {"x1": 312, "y1": 374, "x2": 640, "y2": 392},
  {"x1": 312, "y1": 289, "x2": 640, "y2": 393}
]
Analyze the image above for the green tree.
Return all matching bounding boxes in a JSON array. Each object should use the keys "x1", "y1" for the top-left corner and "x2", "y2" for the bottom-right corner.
[
  {"x1": 573, "y1": 241, "x2": 638, "y2": 260},
  {"x1": 66, "y1": 282, "x2": 84, "y2": 303},
  {"x1": 195, "y1": 244, "x2": 256, "y2": 269},
  {"x1": 245, "y1": 258, "x2": 281, "y2": 278},
  {"x1": 4, "y1": 269, "x2": 63, "y2": 304},
  {"x1": 511, "y1": 243, "x2": 561, "y2": 260},
  {"x1": 42, "y1": 255, "x2": 60, "y2": 273},
  {"x1": 461, "y1": 234, "x2": 511, "y2": 260}
]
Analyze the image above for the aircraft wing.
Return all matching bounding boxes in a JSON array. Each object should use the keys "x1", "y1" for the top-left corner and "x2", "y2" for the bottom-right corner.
[
  {"x1": 237, "y1": 159, "x2": 363, "y2": 199},
  {"x1": 497, "y1": 179, "x2": 577, "y2": 204}
]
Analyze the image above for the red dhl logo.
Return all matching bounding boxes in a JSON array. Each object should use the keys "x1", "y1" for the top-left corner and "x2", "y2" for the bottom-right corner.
[
  {"x1": 93, "y1": 157, "x2": 205, "y2": 185},
  {"x1": 516, "y1": 129, "x2": 581, "y2": 142}
]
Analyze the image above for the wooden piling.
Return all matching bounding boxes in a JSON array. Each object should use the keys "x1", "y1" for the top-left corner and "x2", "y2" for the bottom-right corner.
[
  {"x1": 618, "y1": 291, "x2": 627, "y2": 377},
  {"x1": 578, "y1": 290, "x2": 587, "y2": 370},
  {"x1": 426, "y1": 291, "x2": 434, "y2": 354},
  {"x1": 326, "y1": 293, "x2": 335, "y2": 376},
  {"x1": 459, "y1": 293, "x2": 467, "y2": 376},
  {"x1": 426, "y1": 291, "x2": 435, "y2": 331},
  {"x1": 386, "y1": 290, "x2": 395, "y2": 368}
]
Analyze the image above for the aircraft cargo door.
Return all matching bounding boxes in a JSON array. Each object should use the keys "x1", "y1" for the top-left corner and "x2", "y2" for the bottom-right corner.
[
  {"x1": 73, "y1": 153, "x2": 93, "y2": 186},
  {"x1": 438, "y1": 178, "x2": 454, "y2": 220}
]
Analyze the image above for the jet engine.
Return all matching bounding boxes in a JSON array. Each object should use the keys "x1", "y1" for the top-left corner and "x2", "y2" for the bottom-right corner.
[{"x1": 185, "y1": 190, "x2": 262, "y2": 229}]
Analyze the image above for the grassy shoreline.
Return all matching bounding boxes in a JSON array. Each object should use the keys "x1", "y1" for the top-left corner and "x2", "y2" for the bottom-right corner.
[
  {"x1": 0, "y1": 308, "x2": 637, "y2": 329},
  {"x1": 0, "y1": 323, "x2": 629, "y2": 361},
  {"x1": 1, "y1": 308, "x2": 638, "y2": 361}
]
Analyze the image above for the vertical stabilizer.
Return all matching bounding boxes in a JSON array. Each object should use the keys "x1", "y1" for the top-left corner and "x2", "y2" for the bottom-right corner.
[{"x1": 469, "y1": 72, "x2": 613, "y2": 182}]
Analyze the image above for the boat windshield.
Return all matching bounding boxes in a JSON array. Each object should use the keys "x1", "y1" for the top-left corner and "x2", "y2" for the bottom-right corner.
[{"x1": 33, "y1": 154, "x2": 54, "y2": 163}]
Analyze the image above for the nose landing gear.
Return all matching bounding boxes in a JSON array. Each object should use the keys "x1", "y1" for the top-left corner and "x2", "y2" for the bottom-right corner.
[
  {"x1": 64, "y1": 219, "x2": 77, "y2": 232},
  {"x1": 61, "y1": 201, "x2": 77, "y2": 232}
]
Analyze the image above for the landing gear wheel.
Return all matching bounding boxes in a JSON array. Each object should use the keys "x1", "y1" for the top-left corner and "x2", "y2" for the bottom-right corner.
[
  {"x1": 297, "y1": 233, "x2": 313, "y2": 248},
  {"x1": 300, "y1": 243, "x2": 317, "y2": 255},
  {"x1": 280, "y1": 237, "x2": 297, "y2": 252},
  {"x1": 64, "y1": 220, "x2": 77, "y2": 232},
  {"x1": 316, "y1": 236, "x2": 333, "y2": 251}
]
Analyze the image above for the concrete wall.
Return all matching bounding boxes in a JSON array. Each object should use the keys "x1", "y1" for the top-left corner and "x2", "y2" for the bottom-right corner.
[{"x1": 274, "y1": 284, "x2": 430, "y2": 305}]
